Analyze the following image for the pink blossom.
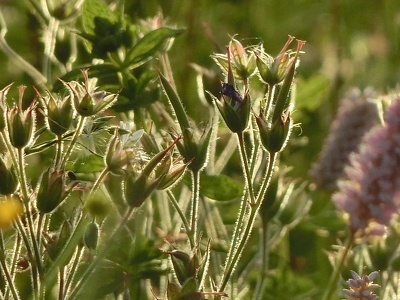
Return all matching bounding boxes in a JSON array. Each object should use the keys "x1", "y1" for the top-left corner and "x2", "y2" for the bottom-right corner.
[{"x1": 333, "y1": 96, "x2": 400, "y2": 235}]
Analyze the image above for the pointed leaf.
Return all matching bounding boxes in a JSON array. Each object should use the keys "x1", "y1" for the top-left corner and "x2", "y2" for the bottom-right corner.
[{"x1": 128, "y1": 27, "x2": 185, "y2": 68}]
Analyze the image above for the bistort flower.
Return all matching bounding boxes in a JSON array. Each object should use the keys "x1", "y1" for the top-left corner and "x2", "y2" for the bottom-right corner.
[
  {"x1": 311, "y1": 88, "x2": 379, "y2": 190},
  {"x1": 333, "y1": 95, "x2": 400, "y2": 235}
]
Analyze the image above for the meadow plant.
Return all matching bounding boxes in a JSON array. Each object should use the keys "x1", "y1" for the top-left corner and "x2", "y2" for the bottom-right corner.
[{"x1": 0, "y1": 1, "x2": 400, "y2": 300}]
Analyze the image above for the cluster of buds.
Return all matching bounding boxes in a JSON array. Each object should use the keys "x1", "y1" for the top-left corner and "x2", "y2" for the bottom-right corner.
[
  {"x1": 255, "y1": 39, "x2": 305, "y2": 153},
  {"x1": 210, "y1": 36, "x2": 305, "y2": 154},
  {"x1": 64, "y1": 69, "x2": 118, "y2": 117},
  {"x1": 124, "y1": 136, "x2": 189, "y2": 207}
]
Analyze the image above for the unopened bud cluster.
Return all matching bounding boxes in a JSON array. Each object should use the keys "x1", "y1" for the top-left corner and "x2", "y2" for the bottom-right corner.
[{"x1": 210, "y1": 36, "x2": 305, "y2": 154}]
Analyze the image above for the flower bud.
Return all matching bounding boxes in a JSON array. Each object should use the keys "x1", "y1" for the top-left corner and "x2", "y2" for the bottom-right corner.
[
  {"x1": 124, "y1": 171, "x2": 163, "y2": 208},
  {"x1": 211, "y1": 37, "x2": 256, "y2": 82},
  {"x1": 229, "y1": 38, "x2": 256, "y2": 81},
  {"x1": 256, "y1": 36, "x2": 295, "y2": 86},
  {"x1": 0, "y1": 155, "x2": 18, "y2": 195},
  {"x1": 65, "y1": 69, "x2": 118, "y2": 117},
  {"x1": 256, "y1": 112, "x2": 292, "y2": 153},
  {"x1": 6, "y1": 87, "x2": 36, "y2": 149},
  {"x1": 271, "y1": 40, "x2": 305, "y2": 125},
  {"x1": 157, "y1": 157, "x2": 189, "y2": 190},
  {"x1": 41, "y1": 91, "x2": 74, "y2": 136},
  {"x1": 165, "y1": 250, "x2": 197, "y2": 285},
  {"x1": 211, "y1": 84, "x2": 251, "y2": 133},
  {"x1": 105, "y1": 131, "x2": 133, "y2": 175},
  {"x1": 84, "y1": 222, "x2": 99, "y2": 250},
  {"x1": 36, "y1": 168, "x2": 70, "y2": 213},
  {"x1": 0, "y1": 196, "x2": 23, "y2": 229},
  {"x1": 173, "y1": 125, "x2": 212, "y2": 172},
  {"x1": 140, "y1": 132, "x2": 160, "y2": 154},
  {"x1": 124, "y1": 138, "x2": 179, "y2": 207}
]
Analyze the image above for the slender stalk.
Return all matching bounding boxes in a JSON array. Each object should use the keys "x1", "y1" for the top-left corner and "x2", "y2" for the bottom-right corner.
[
  {"x1": 65, "y1": 207, "x2": 136, "y2": 300},
  {"x1": 17, "y1": 148, "x2": 44, "y2": 279},
  {"x1": 54, "y1": 135, "x2": 63, "y2": 169},
  {"x1": 58, "y1": 267, "x2": 65, "y2": 300},
  {"x1": 4, "y1": 233, "x2": 22, "y2": 300},
  {"x1": 0, "y1": 232, "x2": 21, "y2": 300},
  {"x1": 237, "y1": 132, "x2": 256, "y2": 204},
  {"x1": 254, "y1": 222, "x2": 271, "y2": 300},
  {"x1": 190, "y1": 171, "x2": 200, "y2": 244},
  {"x1": 322, "y1": 233, "x2": 355, "y2": 300},
  {"x1": 64, "y1": 246, "x2": 84, "y2": 296},
  {"x1": 219, "y1": 131, "x2": 256, "y2": 286},
  {"x1": 219, "y1": 152, "x2": 276, "y2": 293},
  {"x1": 42, "y1": 17, "x2": 59, "y2": 82},
  {"x1": 61, "y1": 116, "x2": 86, "y2": 169},
  {"x1": 167, "y1": 190, "x2": 193, "y2": 248},
  {"x1": 0, "y1": 11, "x2": 47, "y2": 87},
  {"x1": 89, "y1": 168, "x2": 110, "y2": 195}
]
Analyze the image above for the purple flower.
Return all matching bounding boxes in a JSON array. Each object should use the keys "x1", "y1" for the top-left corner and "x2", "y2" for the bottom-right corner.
[
  {"x1": 311, "y1": 88, "x2": 379, "y2": 191},
  {"x1": 333, "y1": 96, "x2": 400, "y2": 235},
  {"x1": 343, "y1": 270, "x2": 380, "y2": 300}
]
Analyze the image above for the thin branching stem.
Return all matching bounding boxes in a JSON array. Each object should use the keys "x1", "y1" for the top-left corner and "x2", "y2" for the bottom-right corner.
[
  {"x1": 61, "y1": 116, "x2": 86, "y2": 169},
  {"x1": 322, "y1": 233, "x2": 355, "y2": 300},
  {"x1": 0, "y1": 231, "x2": 21, "y2": 300},
  {"x1": 237, "y1": 132, "x2": 256, "y2": 204},
  {"x1": 65, "y1": 207, "x2": 136, "y2": 300},
  {"x1": 17, "y1": 148, "x2": 44, "y2": 280},
  {"x1": 219, "y1": 152, "x2": 276, "y2": 293},
  {"x1": 190, "y1": 170, "x2": 201, "y2": 245},
  {"x1": 167, "y1": 190, "x2": 193, "y2": 248}
]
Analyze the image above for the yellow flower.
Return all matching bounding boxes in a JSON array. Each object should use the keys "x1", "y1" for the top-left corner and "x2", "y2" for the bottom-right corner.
[{"x1": 0, "y1": 196, "x2": 23, "y2": 229}]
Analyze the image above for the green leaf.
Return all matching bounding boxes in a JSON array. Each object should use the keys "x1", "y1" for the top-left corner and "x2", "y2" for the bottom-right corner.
[
  {"x1": 200, "y1": 174, "x2": 243, "y2": 201},
  {"x1": 81, "y1": 0, "x2": 118, "y2": 52},
  {"x1": 52, "y1": 64, "x2": 119, "y2": 92},
  {"x1": 70, "y1": 155, "x2": 105, "y2": 174},
  {"x1": 127, "y1": 27, "x2": 185, "y2": 69},
  {"x1": 295, "y1": 75, "x2": 330, "y2": 111}
]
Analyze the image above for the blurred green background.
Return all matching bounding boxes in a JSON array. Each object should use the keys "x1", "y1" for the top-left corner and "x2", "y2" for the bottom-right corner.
[{"x1": 0, "y1": 1, "x2": 399, "y2": 297}]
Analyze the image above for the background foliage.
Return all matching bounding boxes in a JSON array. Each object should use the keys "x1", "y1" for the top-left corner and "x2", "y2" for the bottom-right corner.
[{"x1": 0, "y1": 0, "x2": 399, "y2": 299}]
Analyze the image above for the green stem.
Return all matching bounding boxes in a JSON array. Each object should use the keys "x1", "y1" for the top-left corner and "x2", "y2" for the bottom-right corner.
[
  {"x1": 5, "y1": 233, "x2": 21, "y2": 300},
  {"x1": 190, "y1": 171, "x2": 201, "y2": 244},
  {"x1": 42, "y1": 17, "x2": 59, "y2": 82},
  {"x1": 167, "y1": 190, "x2": 193, "y2": 248},
  {"x1": 54, "y1": 135, "x2": 63, "y2": 169},
  {"x1": 17, "y1": 148, "x2": 44, "y2": 279},
  {"x1": 237, "y1": 132, "x2": 256, "y2": 204},
  {"x1": 64, "y1": 246, "x2": 84, "y2": 296},
  {"x1": 0, "y1": 232, "x2": 21, "y2": 300},
  {"x1": 219, "y1": 131, "x2": 255, "y2": 286},
  {"x1": 89, "y1": 168, "x2": 110, "y2": 195},
  {"x1": 61, "y1": 116, "x2": 86, "y2": 169},
  {"x1": 58, "y1": 267, "x2": 65, "y2": 300},
  {"x1": 254, "y1": 221, "x2": 271, "y2": 300},
  {"x1": 65, "y1": 207, "x2": 136, "y2": 300},
  {"x1": 219, "y1": 152, "x2": 276, "y2": 293},
  {"x1": 322, "y1": 233, "x2": 355, "y2": 300},
  {"x1": 43, "y1": 213, "x2": 88, "y2": 292},
  {"x1": 0, "y1": 11, "x2": 47, "y2": 87}
]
